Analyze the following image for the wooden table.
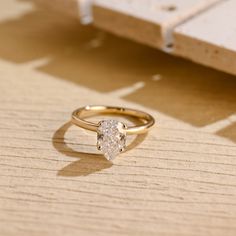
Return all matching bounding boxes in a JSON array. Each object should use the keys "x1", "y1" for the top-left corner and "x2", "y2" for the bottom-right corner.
[{"x1": 0, "y1": 1, "x2": 236, "y2": 235}]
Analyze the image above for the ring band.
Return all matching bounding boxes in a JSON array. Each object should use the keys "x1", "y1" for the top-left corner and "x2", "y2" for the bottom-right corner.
[
  {"x1": 72, "y1": 105, "x2": 155, "y2": 135},
  {"x1": 71, "y1": 105, "x2": 155, "y2": 160}
]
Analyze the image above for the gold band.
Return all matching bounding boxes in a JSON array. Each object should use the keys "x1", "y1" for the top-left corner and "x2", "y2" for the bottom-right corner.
[{"x1": 71, "y1": 105, "x2": 155, "y2": 135}]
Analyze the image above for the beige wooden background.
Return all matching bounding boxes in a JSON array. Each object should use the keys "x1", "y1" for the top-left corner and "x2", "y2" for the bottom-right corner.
[{"x1": 0, "y1": 1, "x2": 236, "y2": 236}]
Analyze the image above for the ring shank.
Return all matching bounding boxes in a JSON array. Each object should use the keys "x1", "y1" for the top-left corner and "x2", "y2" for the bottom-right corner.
[{"x1": 71, "y1": 105, "x2": 155, "y2": 135}]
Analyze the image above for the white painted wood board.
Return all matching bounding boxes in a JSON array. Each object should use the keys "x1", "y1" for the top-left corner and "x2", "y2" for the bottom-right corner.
[
  {"x1": 92, "y1": 0, "x2": 221, "y2": 49},
  {"x1": 174, "y1": 0, "x2": 236, "y2": 75}
]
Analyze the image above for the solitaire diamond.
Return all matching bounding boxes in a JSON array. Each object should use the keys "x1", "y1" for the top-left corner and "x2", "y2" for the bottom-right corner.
[{"x1": 97, "y1": 119, "x2": 126, "y2": 160}]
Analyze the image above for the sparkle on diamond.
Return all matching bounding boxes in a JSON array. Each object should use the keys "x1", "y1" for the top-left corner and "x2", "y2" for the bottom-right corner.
[{"x1": 97, "y1": 120, "x2": 126, "y2": 160}]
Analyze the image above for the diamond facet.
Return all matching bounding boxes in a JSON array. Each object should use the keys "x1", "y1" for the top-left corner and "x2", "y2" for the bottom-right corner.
[{"x1": 97, "y1": 119, "x2": 126, "y2": 160}]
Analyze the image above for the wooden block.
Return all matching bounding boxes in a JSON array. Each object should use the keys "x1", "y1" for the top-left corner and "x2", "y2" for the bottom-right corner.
[
  {"x1": 26, "y1": 0, "x2": 236, "y2": 76},
  {"x1": 93, "y1": 0, "x2": 221, "y2": 49},
  {"x1": 174, "y1": 0, "x2": 236, "y2": 75}
]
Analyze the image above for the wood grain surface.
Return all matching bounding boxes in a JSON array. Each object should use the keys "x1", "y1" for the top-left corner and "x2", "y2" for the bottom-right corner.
[{"x1": 0, "y1": 1, "x2": 236, "y2": 236}]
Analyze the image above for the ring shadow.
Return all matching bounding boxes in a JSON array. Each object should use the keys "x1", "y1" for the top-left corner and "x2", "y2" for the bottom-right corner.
[{"x1": 52, "y1": 122, "x2": 147, "y2": 177}]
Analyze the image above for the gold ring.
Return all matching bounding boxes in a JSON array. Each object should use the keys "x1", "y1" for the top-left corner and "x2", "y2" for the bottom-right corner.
[{"x1": 71, "y1": 105, "x2": 155, "y2": 160}]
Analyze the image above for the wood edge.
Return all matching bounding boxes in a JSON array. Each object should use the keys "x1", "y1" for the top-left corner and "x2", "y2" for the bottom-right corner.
[
  {"x1": 173, "y1": 32, "x2": 236, "y2": 76},
  {"x1": 93, "y1": 5, "x2": 164, "y2": 49}
]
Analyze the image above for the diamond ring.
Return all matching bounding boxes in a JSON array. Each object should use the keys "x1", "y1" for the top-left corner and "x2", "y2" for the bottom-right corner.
[{"x1": 71, "y1": 105, "x2": 155, "y2": 160}]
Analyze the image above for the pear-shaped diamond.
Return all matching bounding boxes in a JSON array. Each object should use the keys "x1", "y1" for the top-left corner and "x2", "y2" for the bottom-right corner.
[{"x1": 97, "y1": 120, "x2": 126, "y2": 160}]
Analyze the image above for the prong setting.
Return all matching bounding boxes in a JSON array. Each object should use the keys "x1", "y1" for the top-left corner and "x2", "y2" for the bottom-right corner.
[{"x1": 97, "y1": 119, "x2": 126, "y2": 160}]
